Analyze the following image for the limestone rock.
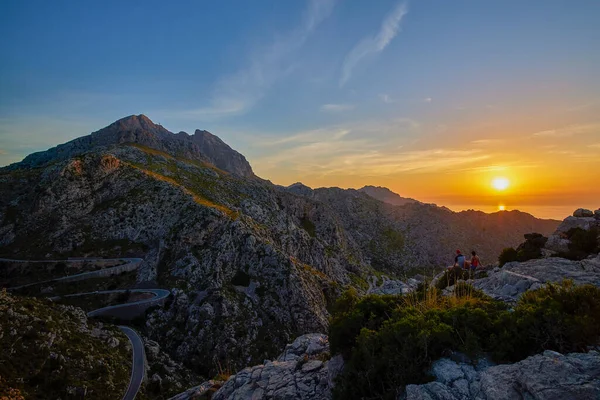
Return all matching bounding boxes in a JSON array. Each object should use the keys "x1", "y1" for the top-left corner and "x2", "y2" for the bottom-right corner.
[
  {"x1": 471, "y1": 254, "x2": 600, "y2": 302},
  {"x1": 574, "y1": 208, "x2": 594, "y2": 218},
  {"x1": 211, "y1": 333, "x2": 341, "y2": 400},
  {"x1": 402, "y1": 350, "x2": 600, "y2": 400}
]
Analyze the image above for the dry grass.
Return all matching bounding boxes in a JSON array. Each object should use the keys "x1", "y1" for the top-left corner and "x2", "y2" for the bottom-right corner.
[
  {"x1": 126, "y1": 163, "x2": 238, "y2": 219},
  {"x1": 402, "y1": 279, "x2": 480, "y2": 314}
]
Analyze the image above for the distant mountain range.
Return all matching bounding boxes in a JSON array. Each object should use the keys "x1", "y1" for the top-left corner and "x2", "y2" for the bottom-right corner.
[{"x1": 0, "y1": 115, "x2": 560, "y2": 375}]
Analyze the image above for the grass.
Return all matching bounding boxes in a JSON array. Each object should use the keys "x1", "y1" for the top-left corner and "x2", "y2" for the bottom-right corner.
[{"x1": 124, "y1": 159, "x2": 239, "y2": 219}]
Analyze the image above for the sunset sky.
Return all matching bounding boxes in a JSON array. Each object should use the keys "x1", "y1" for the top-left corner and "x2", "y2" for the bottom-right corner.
[{"x1": 1, "y1": 0, "x2": 599, "y2": 219}]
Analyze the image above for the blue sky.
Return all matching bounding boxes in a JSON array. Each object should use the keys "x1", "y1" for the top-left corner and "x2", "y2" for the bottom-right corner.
[{"x1": 1, "y1": 0, "x2": 599, "y2": 216}]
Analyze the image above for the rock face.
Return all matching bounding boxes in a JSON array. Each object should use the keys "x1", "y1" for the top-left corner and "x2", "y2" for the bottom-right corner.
[
  {"x1": 211, "y1": 333, "x2": 343, "y2": 400},
  {"x1": 403, "y1": 350, "x2": 600, "y2": 400},
  {"x1": 471, "y1": 254, "x2": 600, "y2": 302}
]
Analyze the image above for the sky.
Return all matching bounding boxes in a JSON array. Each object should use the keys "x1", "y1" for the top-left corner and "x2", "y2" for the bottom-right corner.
[{"x1": 1, "y1": 0, "x2": 599, "y2": 219}]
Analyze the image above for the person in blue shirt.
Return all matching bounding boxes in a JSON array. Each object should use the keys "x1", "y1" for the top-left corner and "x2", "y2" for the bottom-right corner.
[{"x1": 454, "y1": 250, "x2": 466, "y2": 269}]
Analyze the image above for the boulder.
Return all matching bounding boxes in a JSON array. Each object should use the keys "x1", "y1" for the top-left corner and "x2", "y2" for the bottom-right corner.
[
  {"x1": 402, "y1": 350, "x2": 600, "y2": 400},
  {"x1": 595, "y1": 209, "x2": 600, "y2": 220},
  {"x1": 210, "y1": 333, "x2": 342, "y2": 400},
  {"x1": 470, "y1": 254, "x2": 600, "y2": 302},
  {"x1": 574, "y1": 208, "x2": 594, "y2": 218}
]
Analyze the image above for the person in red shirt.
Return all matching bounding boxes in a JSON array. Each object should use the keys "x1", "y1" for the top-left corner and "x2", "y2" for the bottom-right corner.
[{"x1": 470, "y1": 251, "x2": 481, "y2": 270}]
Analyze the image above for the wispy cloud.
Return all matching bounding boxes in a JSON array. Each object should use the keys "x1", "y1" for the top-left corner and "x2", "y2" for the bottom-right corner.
[
  {"x1": 245, "y1": 117, "x2": 492, "y2": 179},
  {"x1": 340, "y1": 1, "x2": 408, "y2": 86},
  {"x1": 532, "y1": 123, "x2": 600, "y2": 138},
  {"x1": 588, "y1": 143, "x2": 600, "y2": 149},
  {"x1": 471, "y1": 139, "x2": 504, "y2": 145},
  {"x1": 174, "y1": 0, "x2": 336, "y2": 120},
  {"x1": 379, "y1": 94, "x2": 394, "y2": 103},
  {"x1": 320, "y1": 103, "x2": 355, "y2": 112}
]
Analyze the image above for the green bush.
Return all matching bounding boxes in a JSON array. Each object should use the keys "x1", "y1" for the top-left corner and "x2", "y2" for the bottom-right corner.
[
  {"x1": 515, "y1": 233, "x2": 547, "y2": 261},
  {"x1": 330, "y1": 280, "x2": 600, "y2": 400},
  {"x1": 491, "y1": 281, "x2": 600, "y2": 361},
  {"x1": 557, "y1": 227, "x2": 600, "y2": 260},
  {"x1": 498, "y1": 247, "x2": 518, "y2": 266}
]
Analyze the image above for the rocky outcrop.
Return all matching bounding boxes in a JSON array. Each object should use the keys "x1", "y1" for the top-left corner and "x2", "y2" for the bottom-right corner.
[
  {"x1": 368, "y1": 275, "x2": 421, "y2": 295},
  {"x1": 546, "y1": 215, "x2": 600, "y2": 254},
  {"x1": 574, "y1": 208, "x2": 594, "y2": 218},
  {"x1": 471, "y1": 254, "x2": 600, "y2": 302},
  {"x1": 403, "y1": 350, "x2": 600, "y2": 400},
  {"x1": 207, "y1": 333, "x2": 343, "y2": 400}
]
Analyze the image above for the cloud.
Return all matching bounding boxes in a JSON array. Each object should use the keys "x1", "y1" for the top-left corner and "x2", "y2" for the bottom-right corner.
[
  {"x1": 588, "y1": 143, "x2": 600, "y2": 149},
  {"x1": 470, "y1": 139, "x2": 504, "y2": 145},
  {"x1": 379, "y1": 94, "x2": 394, "y2": 103},
  {"x1": 424, "y1": 97, "x2": 432, "y2": 103},
  {"x1": 245, "y1": 117, "x2": 490, "y2": 179},
  {"x1": 175, "y1": 0, "x2": 336, "y2": 120},
  {"x1": 532, "y1": 123, "x2": 600, "y2": 138},
  {"x1": 320, "y1": 103, "x2": 355, "y2": 112},
  {"x1": 340, "y1": 1, "x2": 408, "y2": 86}
]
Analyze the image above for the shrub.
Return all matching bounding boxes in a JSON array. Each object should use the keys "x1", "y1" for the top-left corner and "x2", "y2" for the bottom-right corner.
[
  {"x1": 498, "y1": 247, "x2": 518, "y2": 266},
  {"x1": 515, "y1": 233, "x2": 547, "y2": 261},
  {"x1": 330, "y1": 280, "x2": 600, "y2": 400},
  {"x1": 300, "y1": 215, "x2": 316, "y2": 237},
  {"x1": 491, "y1": 280, "x2": 600, "y2": 361},
  {"x1": 558, "y1": 227, "x2": 600, "y2": 260},
  {"x1": 329, "y1": 291, "x2": 404, "y2": 356}
]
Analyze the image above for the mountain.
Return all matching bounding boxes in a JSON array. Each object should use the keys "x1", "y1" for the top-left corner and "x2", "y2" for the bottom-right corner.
[
  {"x1": 11, "y1": 114, "x2": 254, "y2": 177},
  {"x1": 0, "y1": 115, "x2": 560, "y2": 378},
  {"x1": 358, "y1": 185, "x2": 419, "y2": 206}
]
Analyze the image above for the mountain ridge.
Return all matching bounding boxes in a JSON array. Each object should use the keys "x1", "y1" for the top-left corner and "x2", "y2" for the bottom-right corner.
[{"x1": 8, "y1": 114, "x2": 254, "y2": 177}]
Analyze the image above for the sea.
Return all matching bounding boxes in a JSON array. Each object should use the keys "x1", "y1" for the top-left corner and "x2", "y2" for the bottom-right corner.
[{"x1": 446, "y1": 205, "x2": 594, "y2": 221}]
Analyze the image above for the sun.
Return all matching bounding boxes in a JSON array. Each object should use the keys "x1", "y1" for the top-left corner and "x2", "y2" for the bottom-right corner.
[
  {"x1": 492, "y1": 177, "x2": 510, "y2": 191},
  {"x1": 498, "y1": 205, "x2": 506, "y2": 211}
]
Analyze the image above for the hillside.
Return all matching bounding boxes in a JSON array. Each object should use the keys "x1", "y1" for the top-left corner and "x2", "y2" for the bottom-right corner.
[
  {"x1": 0, "y1": 115, "x2": 560, "y2": 376},
  {"x1": 0, "y1": 290, "x2": 132, "y2": 399}
]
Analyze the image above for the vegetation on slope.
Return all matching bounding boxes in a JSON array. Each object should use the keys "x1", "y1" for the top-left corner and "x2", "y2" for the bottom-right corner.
[
  {"x1": 0, "y1": 290, "x2": 132, "y2": 399},
  {"x1": 329, "y1": 281, "x2": 600, "y2": 400}
]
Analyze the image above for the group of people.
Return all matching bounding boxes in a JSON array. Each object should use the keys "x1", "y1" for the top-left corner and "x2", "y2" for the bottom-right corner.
[{"x1": 451, "y1": 249, "x2": 482, "y2": 270}]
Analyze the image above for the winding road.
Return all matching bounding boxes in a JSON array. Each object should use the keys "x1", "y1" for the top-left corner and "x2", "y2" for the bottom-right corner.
[
  {"x1": 4, "y1": 257, "x2": 168, "y2": 400},
  {"x1": 119, "y1": 326, "x2": 147, "y2": 400}
]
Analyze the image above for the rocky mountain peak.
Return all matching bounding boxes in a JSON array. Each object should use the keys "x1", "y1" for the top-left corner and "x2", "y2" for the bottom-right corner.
[
  {"x1": 104, "y1": 114, "x2": 163, "y2": 134},
  {"x1": 9, "y1": 114, "x2": 254, "y2": 177}
]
